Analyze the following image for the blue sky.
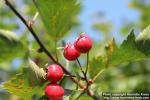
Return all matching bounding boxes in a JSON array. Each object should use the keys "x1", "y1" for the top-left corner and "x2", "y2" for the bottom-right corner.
[{"x1": 66, "y1": 0, "x2": 140, "y2": 42}]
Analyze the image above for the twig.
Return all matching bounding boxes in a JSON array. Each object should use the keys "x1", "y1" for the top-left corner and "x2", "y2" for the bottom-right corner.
[
  {"x1": 92, "y1": 69, "x2": 105, "y2": 83},
  {"x1": 76, "y1": 76, "x2": 80, "y2": 90},
  {"x1": 76, "y1": 59, "x2": 85, "y2": 77},
  {"x1": 85, "y1": 52, "x2": 89, "y2": 76},
  {"x1": 4, "y1": 0, "x2": 98, "y2": 98},
  {"x1": 4, "y1": 0, "x2": 56, "y2": 62},
  {"x1": 4, "y1": 0, "x2": 85, "y2": 90},
  {"x1": 77, "y1": 58, "x2": 92, "y2": 98}
]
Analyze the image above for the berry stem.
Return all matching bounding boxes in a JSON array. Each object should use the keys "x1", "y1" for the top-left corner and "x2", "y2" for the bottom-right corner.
[
  {"x1": 76, "y1": 59, "x2": 89, "y2": 88},
  {"x1": 76, "y1": 59, "x2": 85, "y2": 77},
  {"x1": 85, "y1": 52, "x2": 89, "y2": 75}
]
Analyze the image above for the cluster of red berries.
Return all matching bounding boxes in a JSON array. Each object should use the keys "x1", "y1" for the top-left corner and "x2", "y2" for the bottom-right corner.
[
  {"x1": 63, "y1": 33, "x2": 92, "y2": 61},
  {"x1": 44, "y1": 33, "x2": 92, "y2": 100},
  {"x1": 45, "y1": 64, "x2": 64, "y2": 100}
]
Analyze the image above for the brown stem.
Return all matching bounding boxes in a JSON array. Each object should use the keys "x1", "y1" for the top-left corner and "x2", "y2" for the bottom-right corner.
[
  {"x1": 4, "y1": 0, "x2": 85, "y2": 89},
  {"x1": 4, "y1": 0, "x2": 98, "y2": 99}
]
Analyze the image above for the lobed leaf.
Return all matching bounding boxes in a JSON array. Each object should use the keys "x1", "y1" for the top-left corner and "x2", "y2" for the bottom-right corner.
[
  {"x1": 109, "y1": 26, "x2": 150, "y2": 66},
  {"x1": 109, "y1": 31, "x2": 145, "y2": 66},
  {"x1": 89, "y1": 25, "x2": 150, "y2": 80}
]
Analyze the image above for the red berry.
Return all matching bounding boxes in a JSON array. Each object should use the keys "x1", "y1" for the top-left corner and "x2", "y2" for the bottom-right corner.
[
  {"x1": 47, "y1": 64, "x2": 63, "y2": 82},
  {"x1": 63, "y1": 43, "x2": 80, "y2": 61},
  {"x1": 74, "y1": 33, "x2": 92, "y2": 53},
  {"x1": 45, "y1": 83, "x2": 64, "y2": 100}
]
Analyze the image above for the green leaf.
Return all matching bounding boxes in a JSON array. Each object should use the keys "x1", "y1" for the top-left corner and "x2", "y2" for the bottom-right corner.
[
  {"x1": 89, "y1": 56, "x2": 105, "y2": 78},
  {"x1": 136, "y1": 25, "x2": 150, "y2": 55},
  {"x1": 0, "y1": 72, "x2": 42, "y2": 99},
  {"x1": 0, "y1": 59, "x2": 46, "y2": 99},
  {"x1": 109, "y1": 29, "x2": 150, "y2": 66},
  {"x1": 33, "y1": 0, "x2": 80, "y2": 41},
  {"x1": 0, "y1": 29, "x2": 26, "y2": 62}
]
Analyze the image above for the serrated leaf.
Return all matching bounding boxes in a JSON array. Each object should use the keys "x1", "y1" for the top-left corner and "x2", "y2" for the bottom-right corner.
[
  {"x1": 0, "y1": 60, "x2": 46, "y2": 99},
  {"x1": 109, "y1": 29, "x2": 150, "y2": 66},
  {"x1": 33, "y1": 0, "x2": 80, "y2": 41},
  {"x1": 136, "y1": 25, "x2": 150, "y2": 55},
  {"x1": 89, "y1": 56, "x2": 105, "y2": 78},
  {"x1": 0, "y1": 71, "x2": 43, "y2": 99},
  {"x1": 0, "y1": 29, "x2": 26, "y2": 62}
]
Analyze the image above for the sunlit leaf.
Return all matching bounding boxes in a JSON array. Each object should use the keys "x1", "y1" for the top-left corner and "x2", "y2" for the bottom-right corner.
[{"x1": 33, "y1": 0, "x2": 80, "y2": 41}]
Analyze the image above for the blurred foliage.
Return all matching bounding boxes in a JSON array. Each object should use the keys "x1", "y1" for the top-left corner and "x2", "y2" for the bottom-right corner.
[
  {"x1": 0, "y1": 0, "x2": 150, "y2": 100},
  {"x1": 92, "y1": 17, "x2": 112, "y2": 42},
  {"x1": 0, "y1": 0, "x2": 19, "y2": 30},
  {"x1": 120, "y1": 0, "x2": 150, "y2": 34},
  {"x1": 0, "y1": 29, "x2": 26, "y2": 62}
]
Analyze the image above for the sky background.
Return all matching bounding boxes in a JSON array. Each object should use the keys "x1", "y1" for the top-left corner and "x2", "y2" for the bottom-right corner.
[{"x1": 66, "y1": 0, "x2": 140, "y2": 43}]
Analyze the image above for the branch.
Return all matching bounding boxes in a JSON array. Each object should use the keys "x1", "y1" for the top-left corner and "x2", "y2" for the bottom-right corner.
[
  {"x1": 85, "y1": 52, "x2": 89, "y2": 75},
  {"x1": 4, "y1": 0, "x2": 56, "y2": 62},
  {"x1": 4, "y1": 0, "x2": 98, "y2": 99},
  {"x1": 77, "y1": 59, "x2": 85, "y2": 77},
  {"x1": 4, "y1": 0, "x2": 85, "y2": 89}
]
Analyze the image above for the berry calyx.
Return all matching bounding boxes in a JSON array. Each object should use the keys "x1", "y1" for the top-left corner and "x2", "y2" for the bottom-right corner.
[
  {"x1": 45, "y1": 83, "x2": 64, "y2": 100},
  {"x1": 63, "y1": 43, "x2": 80, "y2": 61},
  {"x1": 74, "y1": 33, "x2": 92, "y2": 53},
  {"x1": 46, "y1": 64, "x2": 63, "y2": 82}
]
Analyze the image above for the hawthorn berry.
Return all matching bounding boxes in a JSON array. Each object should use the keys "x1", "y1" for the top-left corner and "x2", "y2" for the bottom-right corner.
[
  {"x1": 45, "y1": 83, "x2": 64, "y2": 100},
  {"x1": 63, "y1": 43, "x2": 80, "y2": 61},
  {"x1": 46, "y1": 64, "x2": 63, "y2": 82},
  {"x1": 74, "y1": 33, "x2": 92, "y2": 53}
]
